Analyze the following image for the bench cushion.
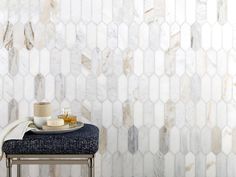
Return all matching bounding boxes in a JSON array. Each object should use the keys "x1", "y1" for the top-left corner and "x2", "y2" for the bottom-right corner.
[{"x1": 3, "y1": 124, "x2": 99, "y2": 155}]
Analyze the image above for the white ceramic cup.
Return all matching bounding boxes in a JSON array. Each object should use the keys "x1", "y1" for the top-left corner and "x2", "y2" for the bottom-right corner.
[{"x1": 34, "y1": 116, "x2": 51, "y2": 129}]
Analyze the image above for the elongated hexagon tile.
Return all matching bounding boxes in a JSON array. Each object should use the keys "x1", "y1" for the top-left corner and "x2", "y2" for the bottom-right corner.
[
  {"x1": 101, "y1": 152, "x2": 112, "y2": 177},
  {"x1": 160, "y1": 75, "x2": 170, "y2": 102},
  {"x1": 8, "y1": 47, "x2": 18, "y2": 76},
  {"x1": 0, "y1": 100, "x2": 8, "y2": 127},
  {"x1": 118, "y1": 74, "x2": 127, "y2": 103},
  {"x1": 107, "y1": 126, "x2": 118, "y2": 154},
  {"x1": 3, "y1": 75, "x2": 13, "y2": 102},
  {"x1": 185, "y1": 152, "x2": 195, "y2": 177},
  {"x1": 227, "y1": 102, "x2": 236, "y2": 128},
  {"x1": 65, "y1": 75, "x2": 76, "y2": 102},
  {"x1": 175, "y1": 152, "x2": 185, "y2": 177},
  {"x1": 112, "y1": 152, "x2": 122, "y2": 177},
  {"x1": 206, "y1": 153, "x2": 216, "y2": 177},
  {"x1": 159, "y1": 126, "x2": 169, "y2": 155},
  {"x1": 3, "y1": 21, "x2": 13, "y2": 50},
  {"x1": 228, "y1": 153, "x2": 236, "y2": 177},
  {"x1": 216, "y1": 153, "x2": 227, "y2": 177},
  {"x1": 212, "y1": 126, "x2": 222, "y2": 154},
  {"x1": 34, "y1": 73, "x2": 45, "y2": 101},
  {"x1": 144, "y1": 152, "x2": 154, "y2": 177},
  {"x1": 81, "y1": 100, "x2": 91, "y2": 121},
  {"x1": 149, "y1": 126, "x2": 159, "y2": 154},
  {"x1": 102, "y1": 100, "x2": 112, "y2": 128},
  {"x1": 40, "y1": 48, "x2": 50, "y2": 76},
  {"x1": 154, "y1": 151, "x2": 164, "y2": 177},
  {"x1": 122, "y1": 100, "x2": 133, "y2": 128},
  {"x1": 76, "y1": 74, "x2": 86, "y2": 101},
  {"x1": 107, "y1": 74, "x2": 118, "y2": 102},
  {"x1": 24, "y1": 22, "x2": 34, "y2": 50},
  {"x1": 175, "y1": 101, "x2": 185, "y2": 128},
  {"x1": 155, "y1": 50, "x2": 165, "y2": 76},
  {"x1": 164, "y1": 152, "x2": 174, "y2": 177},
  {"x1": 97, "y1": 74, "x2": 107, "y2": 102},
  {"x1": 45, "y1": 74, "x2": 55, "y2": 102},
  {"x1": 112, "y1": 101, "x2": 122, "y2": 128},
  {"x1": 170, "y1": 75, "x2": 180, "y2": 102},
  {"x1": 133, "y1": 151, "x2": 143, "y2": 177},
  {"x1": 8, "y1": 99, "x2": 18, "y2": 122},
  {"x1": 143, "y1": 101, "x2": 154, "y2": 127},
  {"x1": 99, "y1": 126, "x2": 107, "y2": 155},
  {"x1": 195, "y1": 152, "x2": 206, "y2": 177},
  {"x1": 118, "y1": 127, "x2": 128, "y2": 153},
  {"x1": 128, "y1": 125, "x2": 138, "y2": 154},
  {"x1": 201, "y1": 127, "x2": 212, "y2": 154},
  {"x1": 50, "y1": 48, "x2": 61, "y2": 76},
  {"x1": 13, "y1": 74, "x2": 23, "y2": 101},
  {"x1": 196, "y1": 100, "x2": 206, "y2": 129},
  {"x1": 190, "y1": 127, "x2": 201, "y2": 154},
  {"x1": 169, "y1": 126, "x2": 180, "y2": 154},
  {"x1": 144, "y1": 49, "x2": 154, "y2": 76},
  {"x1": 55, "y1": 73, "x2": 65, "y2": 101},
  {"x1": 180, "y1": 126, "x2": 190, "y2": 155},
  {"x1": 222, "y1": 127, "x2": 232, "y2": 155},
  {"x1": 185, "y1": 101, "x2": 195, "y2": 127},
  {"x1": 138, "y1": 126, "x2": 149, "y2": 153},
  {"x1": 164, "y1": 99, "x2": 175, "y2": 129}
]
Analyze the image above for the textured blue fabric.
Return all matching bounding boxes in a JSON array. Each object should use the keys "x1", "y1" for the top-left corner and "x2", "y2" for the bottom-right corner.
[{"x1": 3, "y1": 124, "x2": 99, "y2": 155}]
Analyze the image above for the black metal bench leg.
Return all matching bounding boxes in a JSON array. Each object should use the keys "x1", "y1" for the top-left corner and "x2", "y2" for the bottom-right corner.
[
  {"x1": 6, "y1": 158, "x2": 12, "y2": 177},
  {"x1": 88, "y1": 157, "x2": 94, "y2": 177}
]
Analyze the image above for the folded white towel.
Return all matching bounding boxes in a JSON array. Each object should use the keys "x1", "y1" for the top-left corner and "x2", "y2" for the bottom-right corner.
[{"x1": 0, "y1": 117, "x2": 33, "y2": 160}]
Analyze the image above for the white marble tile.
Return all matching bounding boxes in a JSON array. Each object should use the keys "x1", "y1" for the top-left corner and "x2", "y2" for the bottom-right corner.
[
  {"x1": 206, "y1": 153, "x2": 216, "y2": 177},
  {"x1": 107, "y1": 126, "x2": 118, "y2": 153},
  {"x1": 138, "y1": 126, "x2": 149, "y2": 153},
  {"x1": 133, "y1": 152, "x2": 143, "y2": 177},
  {"x1": 102, "y1": 100, "x2": 112, "y2": 128},
  {"x1": 175, "y1": 152, "x2": 185, "y2": 177},
  {"x1": 133, "y1": 101, "x2": 143, "y2": 128},
  {"x1": 222, "y1": 127, "x2": 232, "y2": 154}
]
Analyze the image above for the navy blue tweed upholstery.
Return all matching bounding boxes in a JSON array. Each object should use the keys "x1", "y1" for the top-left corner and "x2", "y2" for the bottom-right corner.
[{"x1": 3, "y1": 124, "x2": 99, "y2": 155}]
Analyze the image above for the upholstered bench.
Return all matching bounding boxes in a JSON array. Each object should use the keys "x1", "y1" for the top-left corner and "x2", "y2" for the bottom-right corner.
[{"x1": 2, "y1": 124, "x2": 99, "y2": 177}]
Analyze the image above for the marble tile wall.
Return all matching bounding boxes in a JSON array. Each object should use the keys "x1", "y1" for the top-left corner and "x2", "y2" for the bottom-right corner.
[{"x1": 0, "y1": 0, "x2": 235, "y2": 176}]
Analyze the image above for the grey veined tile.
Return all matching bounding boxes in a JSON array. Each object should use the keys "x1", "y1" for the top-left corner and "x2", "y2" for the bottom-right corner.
[
  {"x1": 159, "y1": 126, "x2": 169, "y2": 155},
  {"x1": 154, "y1": 151, "x2": 164, "y2": 177},
  {"x1": 191, "y1": 23, "x2": 201, "y2": 50},
  {"x1": 128, "y1": 125, "x2": 138, "y2": 154},
  {"x1": 8, "y1": 99, "x2": 18, "y2": 122},
  {"x1": 24, "y1": 22, "x2": 34, "y2": 50},
  {"x1": 3, "y1": 21, "x2": 13, "y2": 50},
  {"x1": 8, "y1": 47, "x2": 19, "y2": 76},
  {"x1": 34, "y1": 74, "x2": 45, "y2": 101}
]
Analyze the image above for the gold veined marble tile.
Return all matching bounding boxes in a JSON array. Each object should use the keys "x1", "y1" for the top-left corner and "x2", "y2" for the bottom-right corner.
[
  {"x1": 3, "y1": 21, "x2": 13, "y2": 50},
  {"x1": 24, "y1": 22, "x2": 34, "y2": 50}
]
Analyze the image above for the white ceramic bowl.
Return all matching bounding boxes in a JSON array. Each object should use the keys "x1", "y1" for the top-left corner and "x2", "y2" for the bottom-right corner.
[{"x1": 34, "y1": 116, "x2": 51, "y2": 129}]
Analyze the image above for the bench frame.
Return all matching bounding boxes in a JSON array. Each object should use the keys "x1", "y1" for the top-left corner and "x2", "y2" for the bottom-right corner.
[{"x1": 6, "y1": 154, "x2": 95, "y2": 177}]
